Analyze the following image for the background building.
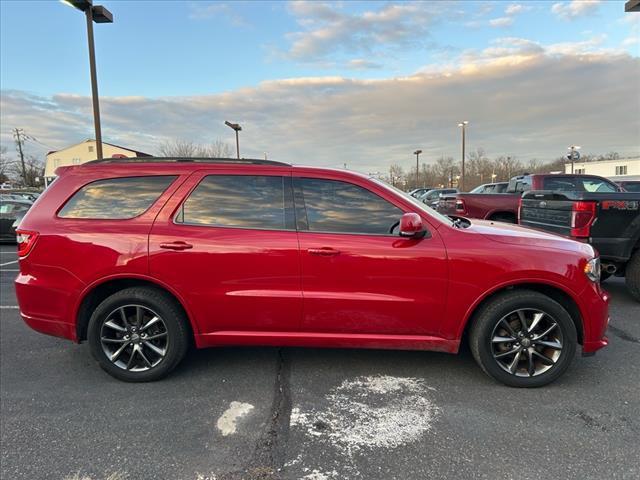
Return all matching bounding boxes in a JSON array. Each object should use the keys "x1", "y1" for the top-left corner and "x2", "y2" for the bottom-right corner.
[
  {"x1": 45, "y1": 139, "x2": 151, "y2": 184},
  {"x1": 565, "y1": 156, "x2": 640, "y2": 181}
]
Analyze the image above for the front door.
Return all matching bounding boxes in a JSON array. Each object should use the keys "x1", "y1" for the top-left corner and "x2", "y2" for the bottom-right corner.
[
  {"x1": 149, "y1": 170, "x2": 302, "y2": 334},
  {"x1": 293, "y1": 174, "x2": 448, "y2": 336}
]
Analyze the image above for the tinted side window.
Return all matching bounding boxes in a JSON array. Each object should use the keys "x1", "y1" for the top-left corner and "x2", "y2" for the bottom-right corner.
[
  {"x1": 58, "y1": 176, "x2": 176, "y2": 219},
  {"x1": 298, "y1": 178, "x2": 402, "y2": 235},
  {"x1": 581, "y1": 179, "x2": 617, "y2": 193},
  {"x1": 543, "y1": 178, "x2": 579, "y2": 191},
  {"x1": 178, "y1": 175, "x2": 292, "y2": 230}
]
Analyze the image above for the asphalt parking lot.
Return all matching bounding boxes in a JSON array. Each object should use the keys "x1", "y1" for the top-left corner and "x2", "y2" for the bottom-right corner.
[{"x1": 1, "y1": 243, "x2": 639, "y2": 480}]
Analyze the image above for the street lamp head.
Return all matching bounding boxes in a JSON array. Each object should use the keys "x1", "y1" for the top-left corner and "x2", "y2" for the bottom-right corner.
[
  {"x1": 61, "y1": 0, "x2": 113, "y2": 23},
  {"x1": 92, "y1": 5, "x2": 113, "y2": 23},
  {"x1": 568, "y1": 145, "x2": 581, "y2": 150},
  {"x1": 458, "y1": 121, "x2": 469, "y2": 127},
  {"x1": 414, "y1": 149, "x2": 422, "y2": 155},
  {"x1": 60, "y1": 0, "x2": 92, "y2": 11},
  {"x1": 225, "y1": 121, "x2": 242, "y2": 132}
]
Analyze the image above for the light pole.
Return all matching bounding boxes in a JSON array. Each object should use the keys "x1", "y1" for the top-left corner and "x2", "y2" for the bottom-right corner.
[
  {"x1": 413, "y1": 149, "x2": 422, "y2": 188},
  {"x1": 457, "y1": 121, "x2": 468, "y2": 191},
  {"x1": 62, "y1": 0, "x2": 113, "y2": 161},
  {"x1": 225, "y1": 121, "x2": 242, "y2": 159},
  {"x1": 567, "y1": 145, "x2": 581, "y2": 174}
]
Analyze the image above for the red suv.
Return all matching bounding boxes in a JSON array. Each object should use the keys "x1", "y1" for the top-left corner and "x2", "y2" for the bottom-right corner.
[{"x1": 15, "y1": 158, "x2": 609, "y2": 387}]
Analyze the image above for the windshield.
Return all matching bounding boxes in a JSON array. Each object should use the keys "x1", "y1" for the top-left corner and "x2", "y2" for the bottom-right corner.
[{"x1": 370, "y1": 178, "x2": 454, "y2": 226}]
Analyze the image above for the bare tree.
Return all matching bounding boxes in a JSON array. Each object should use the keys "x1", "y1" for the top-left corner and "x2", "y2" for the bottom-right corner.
[
  {"x1": 159, "y1": 139, "x2": 233, "y2": 158},
  {"x1": 466, "y1": 148, "x2": 493, "y2": 187},
  {"x1": 387, "y1": 164, "x2": 405, "y2": 188},
  {"x1": 433, "y1": 156, "x2": 459, "y2": 187},
  {"x1": 0, "y1": 146, "x2": 14, "y2": 184},
  {"x1": 10, "y1": 155, "x2": 44, "y2": 188},
  {"x1": 494, "y1": 155, "x2": 523, "y2": 181}
]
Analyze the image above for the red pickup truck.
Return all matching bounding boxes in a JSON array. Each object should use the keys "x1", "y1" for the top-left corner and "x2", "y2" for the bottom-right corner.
[{"x1": 438, "y1": 174, "x2": 622, "y2": 223}]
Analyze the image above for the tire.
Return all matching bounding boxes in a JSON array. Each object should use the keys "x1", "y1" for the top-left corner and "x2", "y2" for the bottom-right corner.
[
  {"x1": 87, "y1": 287, "x2": 189, "y2": 382},
  {"x1": 469, "y1": 290, "x2": 577, "y2": 387},
  {"x1": 625, "y1": 250, "x2": 640, "y2": 302}
]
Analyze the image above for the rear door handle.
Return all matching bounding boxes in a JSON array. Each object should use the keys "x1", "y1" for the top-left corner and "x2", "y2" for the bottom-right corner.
[
  {"x1": 160, "y1": 241, "x2": 193, "y2": 251},
  {"x1": 307, "y1": 247, "x2": 340, "y2": 256}
]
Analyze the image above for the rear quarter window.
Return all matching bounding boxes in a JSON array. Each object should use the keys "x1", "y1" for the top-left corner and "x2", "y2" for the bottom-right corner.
[{"x1": 58, "y1": 176, "x2": 177, "y2": 219}]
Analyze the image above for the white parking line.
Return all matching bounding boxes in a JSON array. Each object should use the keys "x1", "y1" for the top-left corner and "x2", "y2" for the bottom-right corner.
[
  {"x1": 0, "y1": 306, "x2": 19, "y2": 309},
  {"x1": 1, "y1": 269, "x2": 18, "y2": 272},
  {"x1": 0, "y1": 260, "x2": 18, "y2": 267}
]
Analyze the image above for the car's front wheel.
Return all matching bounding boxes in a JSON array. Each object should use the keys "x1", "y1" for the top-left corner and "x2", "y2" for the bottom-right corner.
[
  {"x1": 469, "y1": 290, "x2": 577, "y2": 387},
  {"x1": 87, "y1": 287, "x2": 189, "y2": 382}
]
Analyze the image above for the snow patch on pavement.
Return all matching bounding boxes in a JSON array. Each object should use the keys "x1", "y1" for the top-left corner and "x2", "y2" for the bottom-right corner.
[
  {"x1": 290, "y1": 375, "x2": 439, "y2": 455},
  {"x1": 216, "y1": 401, "x2": 254, "y2": 436}
]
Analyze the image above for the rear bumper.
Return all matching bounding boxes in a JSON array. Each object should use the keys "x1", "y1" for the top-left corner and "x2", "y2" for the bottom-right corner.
[
  {"x1": 15, "y1": 267, "x2": 84, "y2": 342},
  {"x1": 20, "y1": 311, "x2": 77, "y2": 341}
]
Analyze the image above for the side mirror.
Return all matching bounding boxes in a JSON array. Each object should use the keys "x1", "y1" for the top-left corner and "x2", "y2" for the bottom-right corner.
[{"x1": 399, "y1": 213, "x2": 427, "y2": 238}]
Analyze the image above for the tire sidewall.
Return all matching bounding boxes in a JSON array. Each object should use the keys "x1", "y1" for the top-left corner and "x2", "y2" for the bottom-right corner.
[
  {"x1": 473, "y1": 292, "x2": 577, "y2": 388},
  {"x1": 87, "y1": 288, "x2": 187, "y2": 382},
  {"x1": 625, "y1": 250, "x2": 640, "y2": 302}
]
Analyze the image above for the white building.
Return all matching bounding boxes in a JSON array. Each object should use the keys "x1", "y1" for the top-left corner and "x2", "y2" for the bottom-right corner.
[
  {"x1": 565, "y1": 156, "x2": 640, "y2": 181},
  {"x1": 45, "y1": 139, "x2": 151, "y2": 185}
]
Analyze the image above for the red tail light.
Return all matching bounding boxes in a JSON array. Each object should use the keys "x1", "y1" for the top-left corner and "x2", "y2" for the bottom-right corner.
[
  {"x1": 570, "y1": 201, "x2": 596, "y2": 238},
  {"x1": 16, "y1": 230, "x2": 39, "y2": 258},
  {"x1": 517, "y1": 197, "x2": 523, "y2": 223}
]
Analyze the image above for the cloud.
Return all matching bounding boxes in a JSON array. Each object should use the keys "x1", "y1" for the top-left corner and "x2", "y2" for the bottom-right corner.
[
  {"x1": 188, "y1": 2, "x2": 249, "y2": 27},
  {"x1": 347, "y1": 59, "x2": 384, "y2": 70},
  {"x1": 2, "y1": 49, "x2": 638, "y2": 173},
  {"x1": 489, "y1": 17, "x2": 514, "y2": 28},
  {"x1": 283, "y1": 1, "x2": 450, "y2": 62},
  {"x1": 551, "y1": 1, "x2": 602, "y2": 20},
  {"x1": 488, "y1": 3, "x2": 531, "y2": 28},
  {"x1": 505, "y1": 4, "x2": 530, "y2": 15}
]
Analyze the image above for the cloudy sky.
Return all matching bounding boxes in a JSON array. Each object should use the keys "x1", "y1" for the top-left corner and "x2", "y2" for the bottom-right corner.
[{"x1": 1, "y1": 0, "x2": 639, "y2": 173}]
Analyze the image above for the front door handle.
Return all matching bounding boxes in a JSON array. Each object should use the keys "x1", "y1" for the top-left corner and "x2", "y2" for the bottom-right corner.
[
  {"x1": 307, "y1": 247, "x2": 340, "y2": 256},
  {"x1": 160, "y1": 241, "x2": 193, "y2": 251}
]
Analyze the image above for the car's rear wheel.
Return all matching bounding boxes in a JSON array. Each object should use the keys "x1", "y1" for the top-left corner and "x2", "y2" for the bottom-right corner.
[
  {"x1": 469, "y1": 290, "x2": 577, "y2": 387},
  {"x1": 625, "y1": 250, "x2": 640, "y2": 302},
  {"x1": 87, "y1": 287, "x2": 189, "y2": 382}
]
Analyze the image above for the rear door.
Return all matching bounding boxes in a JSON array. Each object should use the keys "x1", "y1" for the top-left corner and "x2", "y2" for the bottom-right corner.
[
  {"x1": 149, "y1": 169, "x2": 302, "y2": 334},
  {"x1": 293, "y1": 173, "x2": 448, "y2": 336}
]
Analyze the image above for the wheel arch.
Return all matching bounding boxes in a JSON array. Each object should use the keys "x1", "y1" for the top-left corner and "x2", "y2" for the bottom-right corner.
[
  {"x1": 75, "y1": 275, "x2": 197, "y2": 342},
  {"x1": 459, "y1": 282, "x2": 584, "y2": 347}
]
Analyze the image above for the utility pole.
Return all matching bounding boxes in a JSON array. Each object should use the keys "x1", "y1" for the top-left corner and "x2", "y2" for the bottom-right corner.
[
  {"x1": 13, "y1": 128, "x2": 27, "y2": 185},
  {"x1": 224, "y1": 121, "x2": 242, "y2": 159},
  {"x1": 458, "y1": 121, "x2": 468, "y2": 191},
  {"x1": 63, "y1": 0, "x2": 113, "y2": 161},
  {"x1": 413, "y1": 149, "x2": 422, "y2": 188}
]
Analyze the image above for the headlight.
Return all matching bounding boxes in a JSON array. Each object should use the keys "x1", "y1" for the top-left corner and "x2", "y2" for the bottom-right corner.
[{"x1": 584, "y1": 257, "x2": 600, "y2": 282}]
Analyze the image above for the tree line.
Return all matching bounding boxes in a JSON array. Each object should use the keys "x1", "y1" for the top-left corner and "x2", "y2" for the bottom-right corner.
[{"x1": 385, "y1": 148, "x2": 625, "y2": 191}]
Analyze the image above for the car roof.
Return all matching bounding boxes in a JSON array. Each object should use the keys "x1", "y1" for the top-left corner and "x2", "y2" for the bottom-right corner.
[
  {"x1": 63, "y1": 157, "x2": 376, "y2": 181},
  {"x1": 83, "y1": 157, "x2": 290, "y2": 167}
]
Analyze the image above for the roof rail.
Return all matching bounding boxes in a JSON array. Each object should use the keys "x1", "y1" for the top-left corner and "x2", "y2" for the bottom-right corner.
[{"x1": 83, "y1": 157, "x2": 290, "y2": 167}]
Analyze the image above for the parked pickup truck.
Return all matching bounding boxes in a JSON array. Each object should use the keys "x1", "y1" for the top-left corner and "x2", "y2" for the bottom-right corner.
[
  {"x1": 438, "y1": 174, "x2": 622, "y2": 224},
  {"x1": 520, "y1": 190, "x2": 640, "y2": 301}
]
